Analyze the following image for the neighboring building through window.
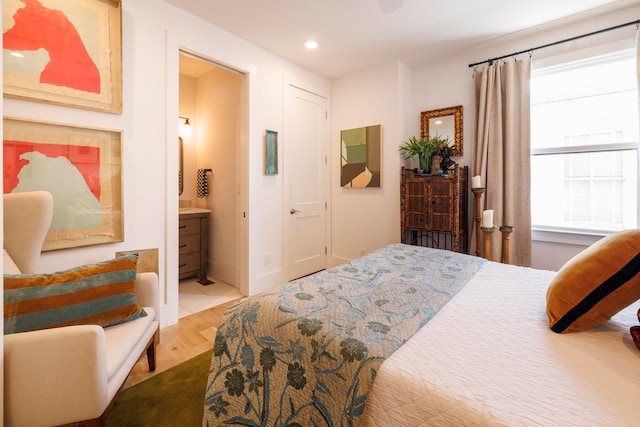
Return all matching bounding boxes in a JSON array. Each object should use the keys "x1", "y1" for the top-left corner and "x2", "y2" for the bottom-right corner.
[{"x1": 531, "y1": 47, "x2": 639, "y2": 235}]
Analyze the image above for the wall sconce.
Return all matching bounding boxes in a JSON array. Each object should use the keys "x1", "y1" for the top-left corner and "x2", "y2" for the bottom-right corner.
[{"x1": 179, "y1": 116, "x2": 192, "y2": 137}]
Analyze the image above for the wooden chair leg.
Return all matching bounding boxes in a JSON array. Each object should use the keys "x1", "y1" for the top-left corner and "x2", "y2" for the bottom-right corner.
[{"x1": 146, "y1": 329, "x2": 158, "y2": 372}]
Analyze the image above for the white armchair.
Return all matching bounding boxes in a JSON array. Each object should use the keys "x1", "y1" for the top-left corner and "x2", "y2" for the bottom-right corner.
[{"x1": 3, "y1": 191, "x2": 160, "y2": 427}]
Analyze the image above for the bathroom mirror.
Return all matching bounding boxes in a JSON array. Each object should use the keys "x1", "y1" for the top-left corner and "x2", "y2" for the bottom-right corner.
[
  {"x1": 179, "y1": 137, "x2": 184, "y2": 195},
  {"x1": 420, "y1": 105, "x2": 463, "y2": 156}
]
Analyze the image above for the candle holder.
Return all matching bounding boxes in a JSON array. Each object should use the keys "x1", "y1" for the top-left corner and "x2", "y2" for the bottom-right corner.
[
  {"x1": 499, "y1": 225, "x2": 514, "y2": 264},
  {"x1": 481, "y1": 226, "x2": 496, "y2": 261},
  {"x1": 472, "y1": 187, "x2": 485, "y2": 257}
]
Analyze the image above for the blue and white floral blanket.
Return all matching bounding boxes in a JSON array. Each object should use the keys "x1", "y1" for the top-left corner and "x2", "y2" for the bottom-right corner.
[{"x1": 203, "y1": 244, "x2": 485, "y2": 426}]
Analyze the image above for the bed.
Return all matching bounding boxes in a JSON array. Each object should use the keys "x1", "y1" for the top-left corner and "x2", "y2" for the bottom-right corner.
[{"x1": 203, "y1": 243, "x2": 640, "y2": 426}]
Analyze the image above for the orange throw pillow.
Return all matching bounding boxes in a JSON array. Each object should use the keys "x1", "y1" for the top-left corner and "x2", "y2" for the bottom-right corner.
[
  {"x1": 546, "y1": 229, "x2": 640, "y2": 333},
  {"x1": 4, "y1": 254, "x2": 145, "y2": 334}
]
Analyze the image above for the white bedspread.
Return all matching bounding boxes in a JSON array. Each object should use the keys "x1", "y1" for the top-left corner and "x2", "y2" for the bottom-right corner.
[{"x1": 364, "y1": 261, "x2": 640, "y2": 426}]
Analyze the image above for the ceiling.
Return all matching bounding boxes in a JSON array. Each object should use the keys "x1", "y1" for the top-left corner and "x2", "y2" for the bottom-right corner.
[
  {"x1": 168, "y1": 0, "x2": 637, "y2": 79},
  {"x1": 179, "y1": 52, "x2": 218, "y2": 78}
]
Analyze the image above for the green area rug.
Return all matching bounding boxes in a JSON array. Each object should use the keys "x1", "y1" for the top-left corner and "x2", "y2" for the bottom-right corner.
[{"x1": 106, "y1": 349, "x2": 212, "y2": 427}]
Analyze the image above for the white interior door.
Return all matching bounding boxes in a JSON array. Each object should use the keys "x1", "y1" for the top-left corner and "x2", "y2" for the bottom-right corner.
[{"x1": 284, "y1": 85, "x2": 327, "y2": 280}]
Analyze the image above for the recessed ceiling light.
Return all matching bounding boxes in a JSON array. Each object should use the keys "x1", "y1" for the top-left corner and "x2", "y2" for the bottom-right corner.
[
  {"x1": 10, "y1": 52, "x2": 24, "y2": 58},
  {"x1": 303, "y1": 40, "x2": 319, "y2": 50}
]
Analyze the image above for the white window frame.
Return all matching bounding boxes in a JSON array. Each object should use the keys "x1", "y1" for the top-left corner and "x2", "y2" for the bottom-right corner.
[{"x1": 530, "y1": 45, "x2": 640, "y2": 245}]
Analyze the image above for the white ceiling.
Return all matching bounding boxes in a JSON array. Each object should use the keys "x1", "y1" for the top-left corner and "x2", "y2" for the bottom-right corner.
[
  {"x1": 179, "y1": 52, "x2": 218, "y2": 78},
  {"x1": 168, "y1": 0, "x2": 637, "y2": 79}
]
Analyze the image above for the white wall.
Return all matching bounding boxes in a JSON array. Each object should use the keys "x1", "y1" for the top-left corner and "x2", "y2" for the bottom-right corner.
[
  {"x1": 330, "y1": 61, "x2": 411, "y2": 263},
  {"x1": 179, "y1": 66, "x2": 242, "y2": 286},
  {"x1": 196, "y1": 68, "x2": 243, "y2": 285}
]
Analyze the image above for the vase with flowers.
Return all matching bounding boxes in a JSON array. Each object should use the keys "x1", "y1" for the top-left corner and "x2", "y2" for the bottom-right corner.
[{"x1": 399, "y1": 135, "x2": 450, "y2": 174}]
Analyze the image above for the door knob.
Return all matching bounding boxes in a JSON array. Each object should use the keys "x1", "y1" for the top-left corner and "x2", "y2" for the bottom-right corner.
[{"x1": 290, "y1": 209, "x2": 300, "y2": 214}]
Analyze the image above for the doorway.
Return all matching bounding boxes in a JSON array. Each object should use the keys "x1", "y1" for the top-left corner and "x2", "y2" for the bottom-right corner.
[{"x1": 178, "y1": 51, "x2": 243, "y2": 317}]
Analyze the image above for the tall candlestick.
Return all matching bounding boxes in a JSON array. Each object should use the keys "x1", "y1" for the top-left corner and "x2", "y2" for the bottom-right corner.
[
  {"x1": 482, "y1": 226, "x2": 496, "y2": 261},
  {"x1": 482, "y1": 209, "x2": 494, "y2": 228},
  {"x1": 471, "y1": 175, "x2": 482, "y2": 189},
  {"x1": 472, "y1": 187, "x2": 484, "y2": 257},
  {"x1": 500, "y1": 225, "x2": 514, "y2": 264}
]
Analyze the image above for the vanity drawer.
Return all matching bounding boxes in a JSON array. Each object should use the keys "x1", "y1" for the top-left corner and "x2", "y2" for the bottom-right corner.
[
  {"x1": 179, "y1": 234, "x2": 200, "y2": 255},
  {"x1": 179, "y1": 218, "x2": 200, "y2": 235},
  {"x1": 179, "y1": 253, "x2": 200, "y2": 275}
]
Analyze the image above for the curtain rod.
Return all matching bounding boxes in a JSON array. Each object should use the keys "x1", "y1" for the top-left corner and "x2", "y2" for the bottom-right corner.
[{"x1": 468, "y1": 19, "x2": 639, "y2": 68}]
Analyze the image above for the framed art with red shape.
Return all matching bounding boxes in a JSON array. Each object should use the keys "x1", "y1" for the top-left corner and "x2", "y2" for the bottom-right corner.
[
  {"x1": 3, "y1": 117, "x2": 123, "y2": 251},
  {"x1": 2, "y1": 0, "x2": 122, "y2": 113}
]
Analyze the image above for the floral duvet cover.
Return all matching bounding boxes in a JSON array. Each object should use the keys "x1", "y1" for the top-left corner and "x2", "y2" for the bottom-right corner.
[{"x1": 203, "y1": 244, "x2": 485, "y2": 426}]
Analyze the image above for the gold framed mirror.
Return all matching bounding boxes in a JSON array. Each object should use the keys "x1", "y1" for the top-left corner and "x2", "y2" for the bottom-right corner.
[
  {"x1": 179, "y1": 137, "x2": 184, "y2": 195},
  {"x1": 420, "y1": 105, "x2": 463, "y2": 156}
]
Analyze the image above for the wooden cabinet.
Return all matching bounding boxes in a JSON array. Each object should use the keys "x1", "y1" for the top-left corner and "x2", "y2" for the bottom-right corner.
[
  {"x1": 179, "y1": 211, "x2": 212, "y2": 284},
  {"x1": 401, "y1": 166, "x2": 468, "y2": 253}
]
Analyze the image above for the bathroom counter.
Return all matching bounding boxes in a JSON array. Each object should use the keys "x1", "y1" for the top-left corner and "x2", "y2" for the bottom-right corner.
[{"x1": 179, "y1": 207, "x2": 212, "y2": 215}]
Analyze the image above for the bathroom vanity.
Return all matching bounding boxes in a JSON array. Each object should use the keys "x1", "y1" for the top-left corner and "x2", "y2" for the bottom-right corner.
[{"x1": 178, "y1": 208, "x2": 212, "y2": 284}]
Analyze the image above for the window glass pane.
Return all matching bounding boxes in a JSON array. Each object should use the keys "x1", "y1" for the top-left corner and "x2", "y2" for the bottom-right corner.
[
  {"x1": 531, "y1": 52, "x2": 638, "y2": 150},
  {"x1": 532, "y1": 150, "x2": 637, "y2": 232}
]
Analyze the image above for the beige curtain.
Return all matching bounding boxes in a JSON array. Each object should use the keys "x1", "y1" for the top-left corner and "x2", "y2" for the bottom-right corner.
[{"x1": 472, "y1": 58, "x2": 532, "y2": 266}]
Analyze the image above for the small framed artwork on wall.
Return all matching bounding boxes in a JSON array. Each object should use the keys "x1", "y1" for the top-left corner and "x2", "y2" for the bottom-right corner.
[
  {"x1": 340, "y1": 124, "x2": 381, "y2": 187},
  {"x1": 265, "y1": 129, "x2": 278, "y2": 175}
]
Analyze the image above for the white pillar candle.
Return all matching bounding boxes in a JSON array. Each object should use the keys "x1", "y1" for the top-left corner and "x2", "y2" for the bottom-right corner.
[
  {"x1": 471, "y1": 175, "x2": 482, "y2": 188},
  {"x1": 482, "y1": 209, "x2": 494, "y2": 228}
]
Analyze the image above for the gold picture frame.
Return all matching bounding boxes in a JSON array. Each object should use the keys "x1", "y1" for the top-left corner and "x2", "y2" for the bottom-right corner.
[
  {"x1": 420, "y1": 105, "x2": 463, "y2": 156},
  {"x1": 3, "y1": 117, "x2": 123, "y2": 251},
  {"x1": 2, "y1": 0, "x2": 122, "y2": 113}
]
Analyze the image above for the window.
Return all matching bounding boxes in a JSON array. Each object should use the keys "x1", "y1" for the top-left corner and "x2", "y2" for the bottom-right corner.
[{"x1": 531, "y1": 48, "x2": 639, "y2": 235}]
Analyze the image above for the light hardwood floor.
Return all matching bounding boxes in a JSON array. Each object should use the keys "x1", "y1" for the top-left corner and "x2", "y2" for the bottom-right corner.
[{"x1": 123, "y1": 297, "x2": 244, "y2": 389}]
